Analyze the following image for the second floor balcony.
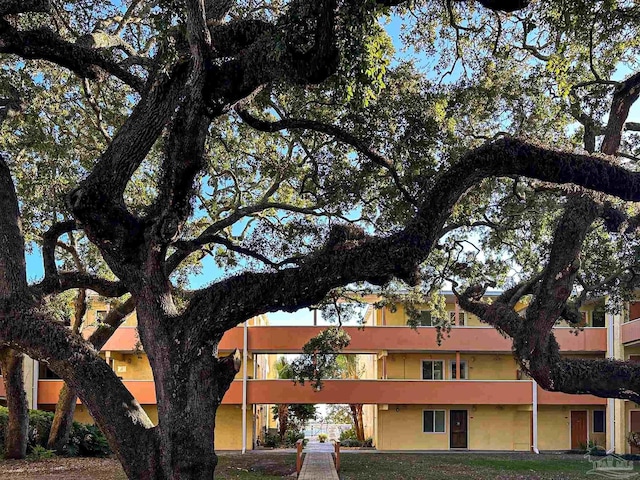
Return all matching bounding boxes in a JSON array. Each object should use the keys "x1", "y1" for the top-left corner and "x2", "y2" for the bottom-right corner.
[
  {"x1": 82, "y1": 324, "x2": 607, "y2": 354},
  {"x1": 34, "y1": 378, "x2": 607, "y2": 407}
]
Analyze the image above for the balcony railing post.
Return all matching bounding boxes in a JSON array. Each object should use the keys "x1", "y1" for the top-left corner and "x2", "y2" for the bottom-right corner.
[
  {"x1": 334, "y1": 440, "x2": 340, "y2": 472},
  {"x1": 296, "y1": 439, "x2": 303, "y2": 476}
]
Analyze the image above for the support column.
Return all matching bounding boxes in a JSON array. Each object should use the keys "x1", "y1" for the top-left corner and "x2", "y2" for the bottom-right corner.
[
  {"x1": 454, "y1": 300, "x2": 460, "y2": 326},
  {"x1": 32, "y1": 359, "x2": 38, "y2": 410},
  {"x1": 608, "y1": 311, "x2": 615, "y2": 453},
  {"x1": 532, "y1": 380, "x2": 539, "y2": 453},
  {"x1": 242, "y1": 320, "x2": 248, "y2": 454},
  {"x1": 455, "y1": 351, "x2": 460, "y2": 380}
]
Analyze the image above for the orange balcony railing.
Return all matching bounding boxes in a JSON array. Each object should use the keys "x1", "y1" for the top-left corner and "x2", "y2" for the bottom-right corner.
[
  {"x1": 38, "y1": 379, "x2": 158, "y2": 405},
  {"x1": 238, "y1": 326, "x2": 606, "y2": 353},
  {"x1": 82, "y1": 326, "x2": 245, "y2": 352},
  {"x1": 243, "y1": 379, "x2": 533, "y2": 405},
  {"x1": 81, "y1": 327, "x2": 140, "y2": 351},
  {"x1": 84, "y1": 324, "x2": 607, "y2": 354},
  {"x1": 536, "y1": 385, "x2": 606, "y2": 405},
  {"x1": 621, "y1": 318, "x2": 640, "y2": 345},
  {"x1": 36, "y1": 379, "x2": 607, "y2": 407}
]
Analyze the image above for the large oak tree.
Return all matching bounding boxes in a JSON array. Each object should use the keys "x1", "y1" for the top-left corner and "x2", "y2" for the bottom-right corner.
[{"x1": 0, "y1": 1, "x2": 640, "y2": 479}]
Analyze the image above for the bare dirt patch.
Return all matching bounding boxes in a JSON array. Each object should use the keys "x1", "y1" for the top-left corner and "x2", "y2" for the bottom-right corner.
[
  {"x1": 0, "y1": 457, "x2": 126, "y2": 480},
  {"x1": 0, "y1": 453, "x2": 297, "y2": 479}
]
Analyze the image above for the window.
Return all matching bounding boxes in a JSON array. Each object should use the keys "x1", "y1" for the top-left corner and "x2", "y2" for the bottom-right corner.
[
  {"x1": 38, "y1": 364, "x2": 60, "y2": 379},
  {"x1": 449, "y1": 311, "x2": 466, "y2": 326},
  {"x1": 96, "y1": 310, "x2": 108, "y2": 322},
  {"x1": 423, "y1": 410, "x2": 446, "y2": 433},
  {"x1": 592, "y1": 304, "x2": 606, "y2": 327},
  {"x1": 450, "y1": 360, "x2": 468, "y2": 379},
  {"x1": 417, "y1": 310, "x2": 434, "y2": 326},
  {"x1": 593, "y1": 410, "x2": 606, "y2": 433},
  {"x1": 422, "y1": 360, "x2": 444, "y2": 380}
]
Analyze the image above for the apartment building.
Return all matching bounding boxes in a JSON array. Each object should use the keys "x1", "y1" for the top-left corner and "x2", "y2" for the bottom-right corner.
[{"x1": 2, "y1": 292, "x2": 640, "y2": 453}]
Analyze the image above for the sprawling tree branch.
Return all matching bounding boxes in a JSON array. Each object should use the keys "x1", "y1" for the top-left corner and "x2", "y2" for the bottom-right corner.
[
  {"x1": 235, "y1": 108, "x2": 417, "y2": 206},
  {"x1": 602, "y1": 72, "x2": 640, "y2": 154},
  {"x1": 0, "y1": 22, "x2": 145, "y2": 91},
  {"x1": 30, "y1": 220, "x2": 127, "y2": 298},
  {"x1": 0, "y1": 0, "x2": 49, "y2": 15},
  {"x1": 455, "y1": 63, "x2": 640, "y2": 402},
  {"x1": 182, "y1": 137, "x2": 640, "y2": 345}
]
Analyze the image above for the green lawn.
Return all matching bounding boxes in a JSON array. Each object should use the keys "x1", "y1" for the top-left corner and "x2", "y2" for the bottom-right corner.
[
  {"x1": 0, "y1": 452, "x2": 619, "y2": 479},
  {"x1": 339, "y1": 452, "x2": 601, "y2": 480}
]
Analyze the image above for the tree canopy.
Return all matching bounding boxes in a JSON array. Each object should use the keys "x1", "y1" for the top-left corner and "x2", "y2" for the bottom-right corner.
[{"x1": 0, "y1": 1, "x2": 639, "y2": 479}]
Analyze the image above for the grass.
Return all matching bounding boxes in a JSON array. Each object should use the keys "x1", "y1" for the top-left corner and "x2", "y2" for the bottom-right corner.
[
  {"x1": 339, "y1": 452, "x2": 599, "y2": 479},
  {"x1": 0, "y1": 451, "x2": 611, "y2": 479}
]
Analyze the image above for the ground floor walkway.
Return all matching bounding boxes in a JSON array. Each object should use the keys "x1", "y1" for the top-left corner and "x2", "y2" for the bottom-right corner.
[{"x1": 299, "y1": 441, "x2": 339, "y2": 480}]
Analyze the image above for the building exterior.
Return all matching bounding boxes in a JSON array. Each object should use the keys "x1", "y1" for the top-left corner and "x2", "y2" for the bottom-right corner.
[{"x1": 2, "y1": 292, "x2": 640, "y2": 453}]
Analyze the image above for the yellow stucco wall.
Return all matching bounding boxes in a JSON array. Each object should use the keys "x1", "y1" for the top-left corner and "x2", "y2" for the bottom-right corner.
[
  {"x1": 72, "y1": 404, "x2": 95, "y2": 424},
  {"x1": 382, "y1": 353, "x2": 519, "y2": 380},
  {"x1": 538, "y1": 406, "x2": 571, "y2": 450},
  {"x1": 376, "y1": 304, "x2": 484, "y2": 327},
  {"x1": 72, "y1": 403, "x2": 254, "y2": 450},
  {"x1": 377, "y1": 405, "x2": 449, "y2": 450},
  {"x1": 469, "y1": 406, "x2": 530, "y2": 451},
  {"x1": 376, "y1": 405, "x2": 530, "y2": 451},
  {"x1": 111, "y1": 353, "x2": 154, "y2": 380},
  {"x1": 214, "y1": 405, "x2": 253, "y2": 450},
  {"x1": 537, "y1": 406, "x2": 607, "y2": 451},
  {"x1": 376, "y1": 301, "x2": 602, "y2": 328},
  {"x1": 71, "y1": 404, "x2": 158, "y2": 426}
]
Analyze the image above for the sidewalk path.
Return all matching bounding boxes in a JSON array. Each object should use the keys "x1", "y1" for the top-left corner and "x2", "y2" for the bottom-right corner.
[{"x1": 299, "y1": 442, "x2": 339, "y2": 480}]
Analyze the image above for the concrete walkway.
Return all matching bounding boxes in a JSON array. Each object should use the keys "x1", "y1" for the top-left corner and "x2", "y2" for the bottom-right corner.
[{"x1": 299, "y1": 442, "x2": 339, "y2": 480}]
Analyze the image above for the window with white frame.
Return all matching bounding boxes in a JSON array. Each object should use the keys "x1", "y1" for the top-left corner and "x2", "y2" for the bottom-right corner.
[
  {"x1": 423, "y1": 410, "x2": 446, "y2": 433},
  {"x1": 593, "y1": 410, "x2": 606, "y2": 433},
  {"x1": 422, "y1": 360, "x2": 444, "y2": 380},
  {"x1": 415, "y1": 310, "x2": 442, "y2": 326},
  {"x1": 449, "y1": 360, "x2": 468, "y2": 379},
  {"x1": 449, "y1": 311, "x2": 466, "y2": 326}
]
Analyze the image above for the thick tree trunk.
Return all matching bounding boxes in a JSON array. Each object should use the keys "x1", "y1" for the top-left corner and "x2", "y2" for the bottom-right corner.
[
  {"x1": 150, "y1": 349, "x2": 240, "y2": 480},
  {"x1": 135, "y1": 286, "x2": 241, "y2": 480},
  {"x1": 349, "y1": 404, "x2": 365, "y2": 442},
  {"x1": 0, "y1": 157, "x2": 30, "y2": 459},
  {"x1": 48, "y1": 288, "x2": 86, "y2": 453},
  {"x1": 47, "y1": 384, "x2": 78, "y2": 453},
  {"x1": 0, "y1": 348, "x2": 28, "y2": 459},
  {"x1": 278, "y1": 404, "x2": 289, "y2": 442}
]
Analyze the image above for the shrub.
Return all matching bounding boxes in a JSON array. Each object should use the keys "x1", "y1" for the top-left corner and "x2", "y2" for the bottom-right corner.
[
  {"x1": 629, "y1": 432, "x2": 640, "y2": 450},
  {"x1": 0, "y1": 407, "x2": 7, "y2": 449},
  {"x1": 340, "y1": 439, "x2": 362, "y2": 447},
  {"x1": 578, "y1": 439, "x2": 605, "y2": 456},
  {"x1": 27, "y1": 445, "x2": 56, "y2": 460},
  {"x1": 27, "y1": 409, "x2": 54, "y2": 449},
  {"x1": 363, "y1": 437, "x2": 373, "y2": 448},
  {"x1": 68, "y1": 423, "x2": 111, "y2": 457},
  {"x1": 0, "y1": 406, "x2": 110, "y2": 457},
  {"x1": 339, "y1": 428, "x2": 357, "y2": 441},
  {"x1": 285, "y1": 430, "x2": 305, "y2": 447},
  {"x1": 262, "y1": 432, "x2": 280, "y2": 448},
  {"x1": 318, "y1": 433, "x2": 328, "y2": 443}
]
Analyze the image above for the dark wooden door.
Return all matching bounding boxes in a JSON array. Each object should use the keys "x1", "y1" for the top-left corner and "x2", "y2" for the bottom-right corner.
[
  {"x1": 450, "y1": 410, "x2": 468, "y2": 449},
  {"x1": 630, "y1": 301, "x2": 640, "y2": 321},
  {"x1": 631, "y1": 411, "x2": 640, "y2": 454},
  {"x1": 571, "y1": 411, "x2": 587, "y2": 450}
]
